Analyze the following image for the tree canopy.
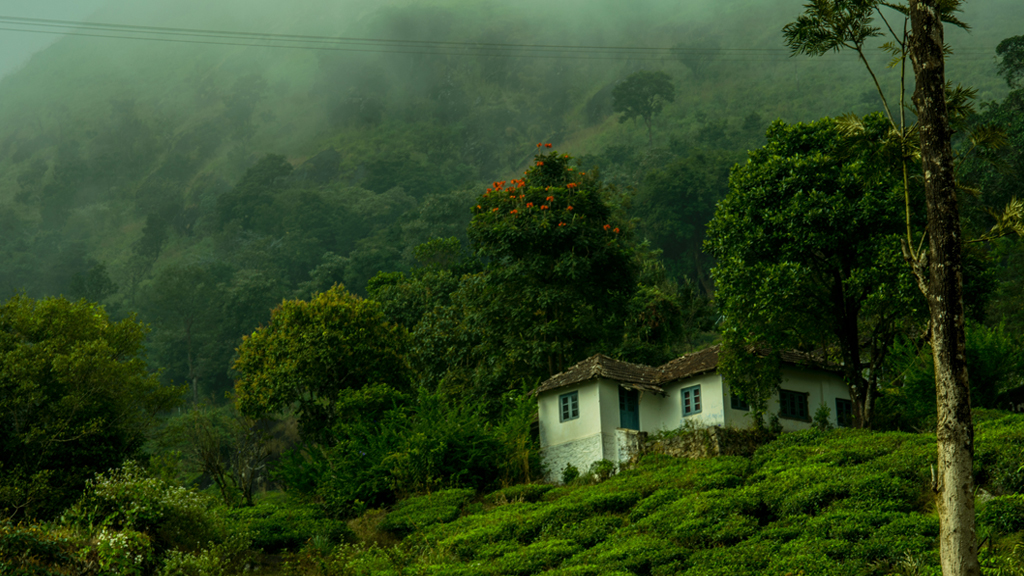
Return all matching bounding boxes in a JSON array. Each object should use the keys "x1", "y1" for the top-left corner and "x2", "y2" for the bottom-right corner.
[
  {"x1": 233, "y1": 285, "x2": 412, "y2": 443},
  {"x1": 612, "y1": 70, "x2": 675, "y2": 146},
  {"x1": 0, "y1": 295, "x2": 179, "y2": 519},
  {"x1": 706, "y1": 115, "x2": 922, "y2": 427}
]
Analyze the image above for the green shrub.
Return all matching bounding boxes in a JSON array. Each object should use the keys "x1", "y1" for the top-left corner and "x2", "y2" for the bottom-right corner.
[
  {"x1": 498, "y1": 539, "x2": 581, "y2": 576},
  {"x1": 562, "y1": 464, "x2": 581, "y2": 485},
  {"x1": 0, "y1": 522, "x2": 81, "y2": 576},
  {"x1": 95, "y1": 527, "x2": 153, "y2": 576},
  {"x1": 975, "y1": 413, "x2": 1024, "y2": 494},
  {"x1": 63, "y1": 461, "x2": 218, "y2": 554},
  {"x1": 566, "y1": 533, "x2": 689, "y2": 575},
  {"x1": 155, "y1": 531, "x2": 255, "y2": 576},
  {"x1": 543, "y1": 515, "x2": 624, "y2": 548},
  {"x1": 378, "y1": 488, "x2": 475, "y2": 538},
  {"x1": 629, "y1": 488, "x2": 684, "y2": 522},
  {"x1": 486, "y1": 484, "x2": 553, "y2": 504},
  {"x1": 978, "y1": 494, "x2": 1024, "y2": 535},
  {"x1": 226, "y1": 501, "x2": 354, "y2": 553},
  {"x1": 587, "y1": 460, "x2": 616, "y2": 482}
]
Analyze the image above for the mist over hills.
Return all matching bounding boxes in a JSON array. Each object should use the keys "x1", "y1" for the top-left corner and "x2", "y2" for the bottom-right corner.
[{"x1": 0, "y1": 0, "x2": 1018, "y2": 394}]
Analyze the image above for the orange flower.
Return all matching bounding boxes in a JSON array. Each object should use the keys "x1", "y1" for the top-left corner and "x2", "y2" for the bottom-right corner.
[
  {"x1": 511, "y1": 209, "x2": 518, "y2": 214},
  {"x1": 546, "y1": 196, "x2": 554, "y2": 202},
  {"x1": 487, "y1": 188, "x2": 493, "y2": 193},
  {"x1": 526, "y1": 202, "x2": 534, "y2": 208},
  {"x1": 545, "y1": 186, "x2": 550, "y2": 191},
  {"x1": 519, "y1": 194, "x2": 525, "y2": 199},
  {"x1": 564, "y1": 154, "x2": 569, "y2": 158},
  {"x1": 492, "y1": 208, "x2": 499, "y2": 212},
  {"x1": 558, "y1": 222, "x2": 566, "y2": 227},
  {"x1": 537, "y1": 143, "x2": 542, "y2": 147},
  {"x1": 613, "y1": 227, "x2": 620, "y2": 233},
  {"x1": 603, "y1": 224, "x2": 611, "y2": 230},
  {"x1": 477, "y1": 205, "x2": 482, "y2": 210},
  {"x1": 541, "y1": 205, "x2": 549, "y2": 210},
  {"x1": 510, "y1": 195, "x2": 516, "y2": 199},
  {"x1": 537, "y1": 161, "x2": 544, "y2": 166},
  {"x1": 566, "y1": 183, "x2": 577, "y2": 189},
  {"x1": 545, "y1": 143, "x2": 552, "y2": 148},
  {"x1": 566, "y1": 205, "x2": 573, "y2": 211}
]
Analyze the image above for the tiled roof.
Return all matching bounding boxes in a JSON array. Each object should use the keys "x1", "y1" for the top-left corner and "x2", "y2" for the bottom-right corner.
[
  {"x1": 532, "y1": 345, "x2": 841, "y2": 395},
  {"x1": 657, "y1": 345, "x2": 721, "y2": 383},
  {"x1": 531, "y1": 354, "x2": 663, "y2": 395}
]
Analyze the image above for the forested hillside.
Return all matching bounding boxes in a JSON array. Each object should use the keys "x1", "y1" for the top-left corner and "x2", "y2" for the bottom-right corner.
[
  {"x1": 0, "y1": 0, "x2": 1020, "y2": 396},
  {"x1": 2, "y1": 1, "x2": 1024, "y2": 574}
]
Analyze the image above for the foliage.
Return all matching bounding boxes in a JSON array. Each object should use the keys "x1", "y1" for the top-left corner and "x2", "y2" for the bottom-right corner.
[
  {"x1": 225, "y1": 499, "x2": 353, "y2": 553},
  {"x1": 997, "y1": 35, "x2": 1024, "y2": 88},
  {"x1": 0, "y1": 522, "x2": 80, "y2": 576},
  {"x1": 233, "y1": 285, "x2": 413, "y2": 443},
  {"x1": 314, "y1": 390, "x2": 538, "y2": 516},
  {"x1": 0, "y1": 295, "x2": 181, "y2": 520},
  {"x1": 977, "y1": 495, "x2": 1024, "y2": 535},
  {"x1": 706, "y1": 115, "x2": 921, "y2": 428},
  {"x1": 459, "y1": 149, "x2": 637, "y2": 396},
  {"x1": 286, "y1": 421, "x2": 1024, "y2": 575},
  {"x1": 612, "y1": 71, "x2": 676, "y2": 145},
  {"x1": 63, "y1": 461, "x2": 220, "y2": 554},
  {"x1": 378, "y1": 488, "x2": 475, "y2": 538}
]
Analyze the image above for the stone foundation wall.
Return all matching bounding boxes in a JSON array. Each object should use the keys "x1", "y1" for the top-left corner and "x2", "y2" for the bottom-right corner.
[
  {"x1": 635, "y1": 426, "x2": 775, "y2": 462},
  {"x1": 540, "y1": 433, "x2": 604, "y2": 483}
]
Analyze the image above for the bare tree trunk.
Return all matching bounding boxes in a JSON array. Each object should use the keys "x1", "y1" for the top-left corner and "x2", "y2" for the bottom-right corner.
[{"x1": 908, "y1": 2, "x2": 979, "y2": 575}]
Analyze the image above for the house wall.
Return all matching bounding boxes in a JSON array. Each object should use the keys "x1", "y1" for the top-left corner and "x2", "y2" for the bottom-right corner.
[
  {"x1": 659, "y1": 373, "x2": 726, "y2": 430},
  {"x1": 538, "y1": 379, "x2": 620, "y2": 483},
  {"x1": 723, "y1": 366, "x2": 851, "y2": 430}
]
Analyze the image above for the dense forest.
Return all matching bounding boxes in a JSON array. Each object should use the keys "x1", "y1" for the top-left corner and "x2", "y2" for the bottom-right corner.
[{"x1": 1, "y1": 0, "x2": 1024, "y2": 574}]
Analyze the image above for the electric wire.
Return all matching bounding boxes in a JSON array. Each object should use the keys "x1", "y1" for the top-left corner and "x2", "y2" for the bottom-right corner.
[{"x1": 0, "y1": 14, "x2": 998, "y2": 62}]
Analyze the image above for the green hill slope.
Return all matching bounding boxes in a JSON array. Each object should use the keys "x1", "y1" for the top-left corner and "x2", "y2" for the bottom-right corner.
[{"x1": 240, "y1": 412, "x2": 1024, "y2": 576}]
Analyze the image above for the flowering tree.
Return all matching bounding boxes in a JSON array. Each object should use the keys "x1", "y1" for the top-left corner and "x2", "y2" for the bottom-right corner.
[{"x1": 465, "y1": 146, "x2": 637, "y2": 381}]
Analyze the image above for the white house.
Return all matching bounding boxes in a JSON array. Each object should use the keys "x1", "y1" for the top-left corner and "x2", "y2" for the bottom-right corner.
[{"x1": 533, "y1": 345, "x2": 852, "y2": 483}]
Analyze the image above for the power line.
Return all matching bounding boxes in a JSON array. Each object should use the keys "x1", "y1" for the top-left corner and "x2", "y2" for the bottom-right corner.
[{"x1": 0, "y1": 14, "x2": 998, "y2": 61}]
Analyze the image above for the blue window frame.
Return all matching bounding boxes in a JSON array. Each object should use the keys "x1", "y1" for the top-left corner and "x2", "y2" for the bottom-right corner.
[
  {"x1": 681, "y1": 385, "x2": 702, "y2": 416},
  {"x1": 836, "y1": 398, "x2": 853, "y2": 427},
  {"x1": 619, "y1": 388, "x2": 639, "y2": 430},
  {"x1": 559, "y1": 391, "x2": 579, "y2": 422},
  {"x1": 779, "y1": 389, "x2": 809, "y2": 421}
]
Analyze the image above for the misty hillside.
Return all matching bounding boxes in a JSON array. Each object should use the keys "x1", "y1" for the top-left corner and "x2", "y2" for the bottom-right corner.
[{"x1": 0, "y1": 0, "x2": 1019, "y2": 394}]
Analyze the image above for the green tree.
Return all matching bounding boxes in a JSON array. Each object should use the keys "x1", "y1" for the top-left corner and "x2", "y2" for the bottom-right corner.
[
  {"x1": 233, "y1": 285, "x2": 412, "y2": 444},
  {"x1": 612, "y1": 71, "x2": 675, "y2": 146},
  {"x1": 0, "y1": 295, "x2": 180, "y2": 520},
  {"x1": 706, "y1": 115, "x2": 922, "y2": 428},
  {"x1": 465, "y1": 150, "x2": 637, "y2": 384}
]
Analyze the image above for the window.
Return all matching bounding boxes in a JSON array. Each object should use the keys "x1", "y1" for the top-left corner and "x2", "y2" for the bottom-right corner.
[
  {"x1": 681, "y1": 385, "x2": 702, "y2": 416},
  {"x1": 730, "y1": 389, "x2": 750, "y2": 411},
  {"x1": 559, "y1": 391, "x2": 579, "y2": 422},
  {"x1": 836, "y1": 398, "x2": 853, "y2": 428},
  {"x1": 778, "y1": 389, "x2": 809, "y2": 420}
]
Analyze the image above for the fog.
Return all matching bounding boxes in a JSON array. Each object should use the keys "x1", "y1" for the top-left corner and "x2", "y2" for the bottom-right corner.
[{"x1": 0, "y1": 0, "x2": 1019, "y2": 395}]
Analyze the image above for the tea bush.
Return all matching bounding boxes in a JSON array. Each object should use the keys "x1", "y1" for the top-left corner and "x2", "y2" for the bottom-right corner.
[
  {"x1": 975, "y1": 413, "x2": 1024, "y2": 494},
  {"x1": 378, "y1": 488, "x2": 475, "y2": 538},
  {"x1": 978, "y1": 494, "x2": 1024, "y2": 535},
  {"x1": 226, "y1": 500, "x2": 354, "y2": 552}
]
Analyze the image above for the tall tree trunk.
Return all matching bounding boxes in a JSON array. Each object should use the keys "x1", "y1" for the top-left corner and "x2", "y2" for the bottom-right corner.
[{"x1": 908, "y1": 2, "x2": 979, "y2": 575}]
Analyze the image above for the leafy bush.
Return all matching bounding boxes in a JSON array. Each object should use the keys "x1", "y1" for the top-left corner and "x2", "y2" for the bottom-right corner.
[
  {"x1": 978, "y1": 494, "x2": 1024, "y2": 535},
  {"x1": 378, "y1": 488, "x2": 475, "y2": 539},
  {"x1": 561, "y1": 463, "x2": 580, "y2": 485},
  {"x1": 226, "y1": 501, "x2": 354, "y2": 553},
  {"x1": 975, "y1": 413, "x2": 1024, "y2": 494},
  {"x1": 498, "y1": 539, "x2": 581, "y2": 576},
  {"x1": 0, "y1": 522, "x2": 80, "y2": 576},
  {"x1": 63, "y1": 461, "x2": 218, "y2": 554},
  {"x1": 486, "y1": 484, "x2": 553, "y2": 504}
]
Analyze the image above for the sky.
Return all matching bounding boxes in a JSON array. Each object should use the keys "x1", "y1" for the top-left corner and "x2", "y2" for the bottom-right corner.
[{"x1": 0, "y1": 0, "x2": 105, "y2": 79}]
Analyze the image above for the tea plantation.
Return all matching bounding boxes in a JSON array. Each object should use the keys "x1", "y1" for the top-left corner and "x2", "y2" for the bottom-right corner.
[{"x1": 4, "y1": 412, "x2": 1024, "y2": 575}]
